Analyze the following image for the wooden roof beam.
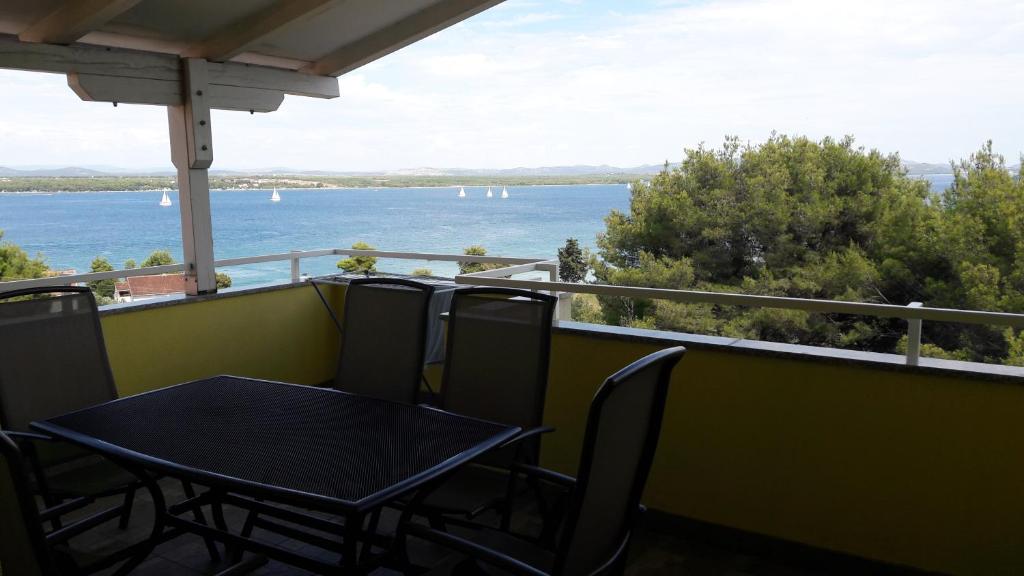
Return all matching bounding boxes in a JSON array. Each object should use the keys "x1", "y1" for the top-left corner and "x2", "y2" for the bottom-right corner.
[
  {"x1": 186, "y1": 0, "x2": 339, "y2": 62},
  {"x1": 18, "y1": 0, "x2": 142, "y2": 45},
  {"x1": 0, "y1": 35, "x2": 339, "y2": 99},
  {"x1": 305, "y1": 0, "x2": 503, "y2": 76}
]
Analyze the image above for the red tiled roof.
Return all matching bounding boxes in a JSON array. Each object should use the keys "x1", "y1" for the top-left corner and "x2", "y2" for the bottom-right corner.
[{"x1": 121, "y1": 274, "x2": 188, "y2": 297}]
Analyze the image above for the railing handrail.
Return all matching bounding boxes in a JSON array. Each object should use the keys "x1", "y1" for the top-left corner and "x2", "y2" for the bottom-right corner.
[
  {"x1": 454, "y1": 273, "x2": 1024, "y2": 328},
  {"x1": 0, "y1": 248, "x2": 546, "y2": 292}
]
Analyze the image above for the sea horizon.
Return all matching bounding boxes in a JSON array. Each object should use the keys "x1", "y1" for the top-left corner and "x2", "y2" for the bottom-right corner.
[{"x1": 0, "y1": 174, "x2": 957, "y2": 287}]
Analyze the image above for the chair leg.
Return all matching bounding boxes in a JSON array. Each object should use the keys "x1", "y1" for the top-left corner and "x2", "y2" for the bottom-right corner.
[
  {"x1": 21, "y1": 441, "x2": 64, "y2": 531},
  {"x1": 118, "y1": 485, "x2": 137, "y2": 529},
  {"x1": 181, "y1": 480, "x2": 221, "y2": 562},
  {"x1": 500, "y1": 471, "x2": 521, "y2": 532}
]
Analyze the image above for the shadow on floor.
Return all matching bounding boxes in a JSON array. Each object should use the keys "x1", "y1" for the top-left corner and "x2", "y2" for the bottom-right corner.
[{"x1": 51, "y1": 478, "x2": 919, "y2": 575}]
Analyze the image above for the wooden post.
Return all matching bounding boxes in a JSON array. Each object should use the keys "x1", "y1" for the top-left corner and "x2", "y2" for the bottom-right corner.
[{"x1": 168, "y1": 58, "x2": 216, "y2": 295}]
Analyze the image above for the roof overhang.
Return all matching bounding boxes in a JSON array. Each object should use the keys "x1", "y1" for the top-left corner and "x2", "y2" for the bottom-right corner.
[
  {"x1": 0, "y1": 0, "x2": 505, "y2": 295},
  {"x1": 0, "y1": 0, "x2": 504, "y2": 108}
]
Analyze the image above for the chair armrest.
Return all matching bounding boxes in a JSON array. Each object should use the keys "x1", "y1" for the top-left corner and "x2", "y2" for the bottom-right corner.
[
  {"x1": 3, "y1": 430, "x2": 55, "y2": 443},
  {"x1": 405, "y1": 523, "x2": 550, "y2": 576},
  {"x1": 512, "y1": 463, "x2": 576, "y2": 489},
  {"x1": 500, "y1": 426, "x2": 555, "y2": 449}
]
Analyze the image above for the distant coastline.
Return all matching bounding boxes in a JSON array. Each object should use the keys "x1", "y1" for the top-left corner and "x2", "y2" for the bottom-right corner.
[{"x1": 0, "y1": 174, "x2": 639, "y2": 193}]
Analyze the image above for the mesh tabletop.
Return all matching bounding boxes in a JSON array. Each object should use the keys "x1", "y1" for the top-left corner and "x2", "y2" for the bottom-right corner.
[{"x1": 32, "y1": 376, "x2": 517, "y2": 512}]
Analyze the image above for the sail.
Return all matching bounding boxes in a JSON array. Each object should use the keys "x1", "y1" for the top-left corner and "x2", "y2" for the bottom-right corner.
[
  {"x1": 486, "y1": 186, "x2": 493, "y2": 198},
  {"x1": 458, "y1": 186, "x2": 466, "y2": 198},
  {"x1": 501, "y1": 186, "x2": 509, "y2": 198},
  {"x1": 159, "y1": 191, "x2": 172, "y2": 207},
  {"x1": 271, "y1": 188, "x2": 281, "y2": 202}
]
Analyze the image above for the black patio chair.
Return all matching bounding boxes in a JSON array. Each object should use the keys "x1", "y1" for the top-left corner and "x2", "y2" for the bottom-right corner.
[
  {"x1": 233, "y1": 278, "x2": 435, "y2": 553},
  {"x1": 0, "y1": 286, "x2": 218, "y2": 562},
  {"x1": 0, "y1": 430, "x2": 267, "y2": 576},
  {"x1": 0, "y1": 430, "x2": 62, "y2": 575},
  {"x1": 322, "y1": 277, "x2": 436, "y2": 404},
  {"x1": 414, "y1": 288, "x2": 558, "y2": 531},
  {"x1": 400, "y1": 346, "x2": 686, "y2": 576}
]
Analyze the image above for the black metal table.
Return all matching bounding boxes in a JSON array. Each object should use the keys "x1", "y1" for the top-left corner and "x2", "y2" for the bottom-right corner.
[{"x1": 31, "y1": 375, "x2": 519, "y2": 574}]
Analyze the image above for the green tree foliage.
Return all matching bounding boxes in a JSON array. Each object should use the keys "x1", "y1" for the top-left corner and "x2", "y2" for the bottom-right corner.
[
  {"x1": 1006, "y1": 329, "x2": 1024, "y2": 367},
  {"x1": 411, "y1": 267, "x2": 433, "y2": 277},
  {"x1": 0, "y1": 230, "x2": 49, "y2": 280},
  {"x1": 594, "y1": 135, "x2": 1024, "y2": 363},
  {"x1": 88, "y1": 256, "x2": 116, "y2": 301},
  {"x1": 571, "y1": 293, "x2": 604, "y2": 323},
  {"x1": 124, "y1": 259, "x2": 136, "y2": 269},
  {"x1": 141, "y1": 250, "x2": 175, "y2": 268},
  {"x1": 215, "y1": 272, "x2": 232, "y2": 289},
  {"x1": 458, "y1": 245, "x2": 505, "y2": 274},
  {"x1": 337, "y1": 241, "x2": 378, "y2": 274},
  {"x1": 557, "y1": 238, "x2": 588, "y2": 282}
]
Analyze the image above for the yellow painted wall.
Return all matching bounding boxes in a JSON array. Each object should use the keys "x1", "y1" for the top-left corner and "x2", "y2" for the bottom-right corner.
[
  {"x1": 543, "y1": 331, "x2": 1024, "y2": 575},
  {"x1": 100, "y1": 285, "x2": 341, "y2": 396},
  {"x1": 96, "y1": 286, "x2": 1024, "y2": 574}
]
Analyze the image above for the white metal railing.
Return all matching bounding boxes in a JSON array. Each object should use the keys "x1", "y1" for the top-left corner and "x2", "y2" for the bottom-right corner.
[
  {"x1": 3, "y1": 248, "x2": 1024, "y2": 367},
  {"x1": 0, "y1": 248, "x2": 544, "y2": 291},
  {"x1": 454, "y1": 260, "x2": 1024, "y2": 367}
]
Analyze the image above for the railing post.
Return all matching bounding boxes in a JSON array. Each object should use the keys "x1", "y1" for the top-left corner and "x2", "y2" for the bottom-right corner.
[
  {"x1": 545, "y1": 261, "x2": 559, "y2": 297},
  {"x1": 556, "y1": 292, "x2": 572, "y2": 323},
  {"x1": 906, "y1": 301, "x2": 923, "y2": 366},
  {"x1": 290, "y1": 250, "x2": 301, "y2": 282}
]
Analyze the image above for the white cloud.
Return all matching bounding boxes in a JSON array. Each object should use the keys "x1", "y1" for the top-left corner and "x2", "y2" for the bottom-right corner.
[{"x1": 0, "y1": 0, "x2": 1022, "y2": 171}]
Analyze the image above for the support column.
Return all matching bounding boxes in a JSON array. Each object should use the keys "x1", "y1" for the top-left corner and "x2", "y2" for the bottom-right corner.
[{"x1": 168, "y1": 58, "x2": 216, "y2": 295}]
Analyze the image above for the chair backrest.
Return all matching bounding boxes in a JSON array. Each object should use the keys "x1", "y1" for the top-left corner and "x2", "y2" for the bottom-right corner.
[
  {"x1": 440, "y1": 289, "x2": 556, "y2": 439},
  {"x1": 0, "y1": 431, "x2": 59, "y2": 576},
  {"x1": 555, "y1": 347, "x2": 685, "y2": 576},
  {"x1": 0, "y1": 287, "x2": 117, "y2": 432},
  {"x1": 334, "y1": 278, "x2": 435, "y2": 404}
]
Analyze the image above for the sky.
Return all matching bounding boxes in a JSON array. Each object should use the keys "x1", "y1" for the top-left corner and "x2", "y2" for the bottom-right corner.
[{"x1": 0, "y1": 0, "x2": 1022, "y2": 171}]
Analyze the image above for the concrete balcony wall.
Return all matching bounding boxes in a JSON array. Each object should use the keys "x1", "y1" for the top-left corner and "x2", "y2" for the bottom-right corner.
[
  {"x1": 96, "y1": 284, "x2": 1024, "y2": 574},
  {"x1": 543, "y1": 325, "x2": 1024, "y2": 576},
  {"x1": 100, "y1": 284, "x2": 342, "y2": 396}
]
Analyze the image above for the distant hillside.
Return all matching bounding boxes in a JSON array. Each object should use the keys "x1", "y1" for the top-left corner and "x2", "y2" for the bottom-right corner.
[
  {"x1": 903, "y1": 161, "x2": 951, "y2": 175},
  {"x1": 0, "y1": 166, "x2": 109, "y2": 177},
  {"x1": 1, "y1": 163, "x2": 674, "y2": 178},
  {"x1": 2, "y1": 160, "x2": 1017, "y2": 181}
]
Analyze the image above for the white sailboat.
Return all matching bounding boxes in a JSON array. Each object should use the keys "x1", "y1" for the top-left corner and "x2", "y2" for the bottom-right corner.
[
  {"x1": 486, "y1": 186, "x2": 493, "y2": 198},
  {"x1": 271, "y1": 188, "x2": 281, "y2": 202},
  {"x1": 458, "y1": 186, "x2": 466, "y2": 198},
  {"x1": 500, "y1": 186, "x2": 509, "y2": 199},
  {"x1": 159, "y1": 190, "x2": 172, "y2": 207}
]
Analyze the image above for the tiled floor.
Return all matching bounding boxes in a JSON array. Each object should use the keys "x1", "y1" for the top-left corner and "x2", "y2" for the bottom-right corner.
[{"x1": 51, "y1": 479, "x2": 902, "y2": 575}]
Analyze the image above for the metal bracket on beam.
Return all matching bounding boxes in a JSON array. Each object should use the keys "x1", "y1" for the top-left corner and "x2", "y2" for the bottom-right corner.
[
  {"x1": 183, "y1": 58, "x2": 213, "y2": 169},
  {"x1": 67, "y1": 73, "x2": 285, "y2": 112}
]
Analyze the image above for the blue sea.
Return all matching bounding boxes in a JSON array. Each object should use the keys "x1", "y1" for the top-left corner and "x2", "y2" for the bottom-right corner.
[
  {"x1": 0, "y1": 185, "x2": 630, "y2": 286},
  {"x1": 0, "y1": 175, "x2": 956, "y2": 287}
]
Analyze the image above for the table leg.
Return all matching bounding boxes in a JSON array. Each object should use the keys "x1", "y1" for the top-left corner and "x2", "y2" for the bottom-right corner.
[
  {"x1": 342, "y1": 511, "x2": 365, "y2": 574},
  {"x1": 110, "y1": 466, "x2": 168, "y2": 576},
  {"x1": 182, "y1": 480, "x2": 221, "y2": 562},
  {"x1": 359, "y1": 508, "x2": 383, "y2": 565}
]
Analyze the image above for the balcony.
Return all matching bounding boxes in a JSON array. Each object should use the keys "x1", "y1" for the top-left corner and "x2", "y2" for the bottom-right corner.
[
  {"x1": 2, "y1": 2, "x2": 1022, "y2": 574},
  {"x1": 8, "y1": 252, "x2": 1014, "y2": 575}
]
